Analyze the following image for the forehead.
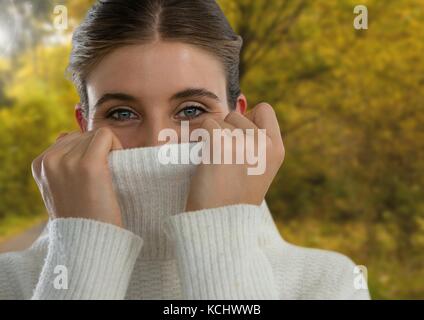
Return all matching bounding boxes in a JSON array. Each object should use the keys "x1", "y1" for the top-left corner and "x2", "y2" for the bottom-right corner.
[{"x1": 86, "y1": 41, "x2": 227, "y2": 105}]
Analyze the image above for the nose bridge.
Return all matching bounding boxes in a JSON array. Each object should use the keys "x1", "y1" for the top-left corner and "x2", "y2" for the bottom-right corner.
[{"x1": 144, "y1": 115, "x2": 172, "y2": 147}]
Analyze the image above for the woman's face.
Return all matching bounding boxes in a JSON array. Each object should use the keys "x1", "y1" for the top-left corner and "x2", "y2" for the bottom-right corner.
[{"x1": 77, "y1": 40, "x2": 247, "y2": 149}]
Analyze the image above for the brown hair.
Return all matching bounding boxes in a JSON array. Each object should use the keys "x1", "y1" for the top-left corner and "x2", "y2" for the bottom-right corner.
[{"x1": 66, "y1": 0, "x2": 243, "y2": 119}]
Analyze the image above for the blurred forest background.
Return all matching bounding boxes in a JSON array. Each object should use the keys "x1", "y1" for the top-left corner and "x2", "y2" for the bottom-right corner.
[{"x1": 0, "y1": 0, "x2": 423, "y2": 299}]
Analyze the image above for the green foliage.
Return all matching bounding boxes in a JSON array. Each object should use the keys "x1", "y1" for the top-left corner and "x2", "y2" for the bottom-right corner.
[{"x1": 0, "y1": 45, "x2": 78, "y2": 219}]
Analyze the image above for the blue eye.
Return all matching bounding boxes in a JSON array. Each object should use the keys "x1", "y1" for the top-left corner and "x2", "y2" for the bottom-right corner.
[
  {"x1": 177, "y1": 105, "x2": 206, "y2": 119},
  {"x1": 107, "y1": 108, "x2": 138, "y2": 121}
]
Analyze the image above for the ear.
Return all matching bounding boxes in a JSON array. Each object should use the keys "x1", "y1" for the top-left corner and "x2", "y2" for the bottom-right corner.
[
  {"x1": 235, "y1": 93, "x2": 247, "y2": 115},
  {"x1": 75, "y1": 104, "x2": 87, "y2": 132}
]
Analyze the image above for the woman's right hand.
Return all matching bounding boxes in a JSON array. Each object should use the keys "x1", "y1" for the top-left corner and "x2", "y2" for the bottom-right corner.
[{"x1": 31, "y1": 127, "x2": 124, "y2": 227}]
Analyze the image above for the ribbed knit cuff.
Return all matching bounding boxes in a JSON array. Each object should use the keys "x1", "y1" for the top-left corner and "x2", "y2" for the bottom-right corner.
[
  {"x1": 163, "y1": 204, "x2": 279, "y2": 300},
  {"x1": 32, "y1": 218, "x2": 143, "y2": 300}
]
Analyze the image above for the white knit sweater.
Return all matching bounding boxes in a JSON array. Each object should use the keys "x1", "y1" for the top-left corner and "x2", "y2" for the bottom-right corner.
[{"x1": 0, "y1": 143, "x2": 370, "y2": 300}]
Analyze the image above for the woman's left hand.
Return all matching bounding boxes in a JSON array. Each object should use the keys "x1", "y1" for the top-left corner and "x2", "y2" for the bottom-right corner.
[{"x1": 185, "y1": 102, "x2": 285, "y2": 212}]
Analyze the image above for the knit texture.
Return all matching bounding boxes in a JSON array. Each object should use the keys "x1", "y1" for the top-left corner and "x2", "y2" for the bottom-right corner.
[{"x1": 0, "y1": 142, "x2": 370, "y2": 300}]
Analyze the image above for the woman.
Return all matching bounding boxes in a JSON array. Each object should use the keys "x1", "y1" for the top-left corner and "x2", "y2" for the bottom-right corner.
[{"x1": 0, "y1": 0, "x2": 370, "y2": 299}]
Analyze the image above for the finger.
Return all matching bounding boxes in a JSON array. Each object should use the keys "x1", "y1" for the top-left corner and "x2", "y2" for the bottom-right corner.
[
  {"x1": 198, "y1": 118, "x2": 223, "y2": 163},
  {"x1": 62, "y1": 131, "x2": 96, "y2": 160},
  {"x1": 218, "y1": 115, "x2": 258, "y2": 147},
  {"x1": 82, "y1": 127, "x2": 123, "y2": 163},
  {"x1": 213, "y1": 118, "x2": 236, "y2": 132},
  {"x1": 211, "y1": 119, "x2": 250, "y2": 164},
  {"x1": 244, "y1": 103, "x2": 282, "y2": 142},
  {"x1": 224, "y1": 111, "x2": 258, "y2": 131},
  {"x1": 41, "y1": 133, "x2": 91, "y2": 175},
  {"x1": 201, "y1": 118, "x2": 222, "y2": 133},
  {"x1": 53, "y1": 131, "x2": 83, "y2": 150},
  {"x1": 32, "y1": 131, "x2": 82, "y2": 177},
  {"x1": 52, "y1": 131, "x2": 94, "y2": 158},
  {"x1": 199, "y1": 118, "x2": 222, "y2": 146}
]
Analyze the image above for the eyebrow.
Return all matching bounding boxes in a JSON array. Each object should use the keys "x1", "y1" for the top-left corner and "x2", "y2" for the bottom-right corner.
[
  {"x1": 170, "y1": 88, "x2": 221, "y2": 103},
  {"x1": 93, "y1": 93, "x2": 137, "y2": 110},
  {"x1": 93, "y1": 88, "x2": 221, "y2": 110}
]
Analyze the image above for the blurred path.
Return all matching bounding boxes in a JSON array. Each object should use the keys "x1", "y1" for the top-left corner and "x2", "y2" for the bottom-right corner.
[{"x1": 0, "y1": 222, "x2": 47, "y2": 253}]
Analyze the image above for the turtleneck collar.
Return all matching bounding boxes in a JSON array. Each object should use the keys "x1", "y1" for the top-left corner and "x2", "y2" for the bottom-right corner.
[{"x1": 104, "y1": 142, "x2": 283, "y2": 260}]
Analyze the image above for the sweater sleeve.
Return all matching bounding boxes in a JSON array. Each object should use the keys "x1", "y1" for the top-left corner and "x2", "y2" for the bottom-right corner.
[
  {"x1": 31, "y1": 218, "x2": 143, "y2": 300},
  {"x1": 333, "y1": 255, "x2": 372, "y2": 300},
  {"x1": 163, "y1": 204, "x2": 279, "y2": 300}
]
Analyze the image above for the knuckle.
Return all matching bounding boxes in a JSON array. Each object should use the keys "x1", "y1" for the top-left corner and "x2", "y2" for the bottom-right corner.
[
  {"x1": 41, "y1": 152, "x2": 57, "y2": 167},
  {"x1": 41, "y1": 152, "x2": 60, "y2": 175},
  {"x1": 258, "y1": 102, "x2": 275, "y2": 114}
]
